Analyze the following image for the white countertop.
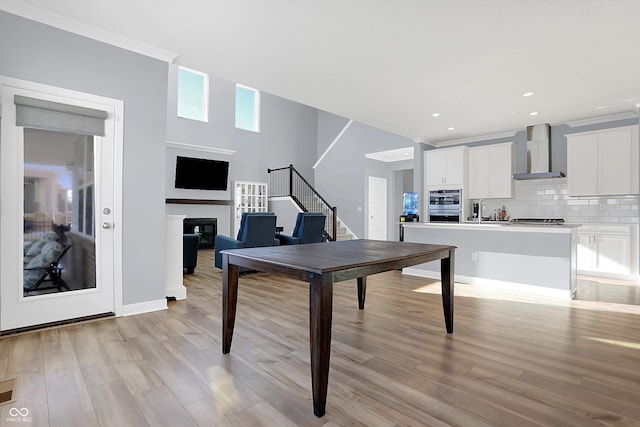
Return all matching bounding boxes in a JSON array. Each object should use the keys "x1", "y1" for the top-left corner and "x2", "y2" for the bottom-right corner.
[{"x1": 401, "y1": 221, "x2": 581, "y2": 233}]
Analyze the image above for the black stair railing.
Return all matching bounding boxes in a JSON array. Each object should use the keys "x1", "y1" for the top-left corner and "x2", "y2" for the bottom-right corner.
[{"x1": 267, "y1": 165, "x2": 337, "y2": 241}]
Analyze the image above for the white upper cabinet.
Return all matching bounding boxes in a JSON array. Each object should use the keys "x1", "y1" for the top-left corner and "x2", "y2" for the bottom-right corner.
[
  {"x1": 468, "y1": 142, "x2": 514, "y2": 199},
  {"x1": 567, "y1": 125, "x2": 639, "y2": 196},
  {"x1": 567, "y1": 133, "x2": 598, "y2": 196},
  {"x1": 424, "y1": 146, "x2": 468, "y2": 187}
]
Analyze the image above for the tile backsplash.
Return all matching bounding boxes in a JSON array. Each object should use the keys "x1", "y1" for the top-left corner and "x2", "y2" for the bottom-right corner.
[{"x1": 479, "y1": 178, "x2": 639, "y2": 225}]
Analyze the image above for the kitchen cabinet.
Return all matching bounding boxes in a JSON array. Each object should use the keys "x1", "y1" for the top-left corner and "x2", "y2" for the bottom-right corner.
[
  {"x1": 234, "y1": 181, "x2": 268, "y2": 236},
  {"x1": 468, "y1": 142, "x2": 514, "y2": 199},
  {"x1": 424, "y1": 146, "x2": 468, "y2": 187},
  {"x1": 577, "y1": 225, "x2": 631, "y2": 277},
  {"x1": 567, "y1": 125, "x2": 639, "y2": 196}
]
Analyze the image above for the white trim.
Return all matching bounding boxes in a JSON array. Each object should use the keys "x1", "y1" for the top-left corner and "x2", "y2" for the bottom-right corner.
[
  {"x1": 121, "y1": 299, "x2": 168, "y2": 317},
  {"x1": 0, "y1": 0, "x2": 178, "y2": 62},
  {"x1": 337, "y1": 217, "x2": 358, "y2": 240},
  {"x1": 0, "y1": 75, "x2": 125, "y2": 329},
  {"x1": 565, "y1": 112, "x2": 639, "y2": 128},
  {"x1": 177, "y1": 66, "x2": 209, "y2": 122},
  {"x1": 166, "y1": 140, "x2": 236, "y2": 155},
  {"x1": 365, "y1": 146, "x2": 414, "y2": 163},
  {"x1": 313, "y1": 119, "x2": 353, "y2": 169},
  {"x1": 402, "y1": 267, "x2": 572, "y2": 299},
  {"x1": 235, "y1": 83, "x2": 261, "y2": 133},
  {"x1": 113, "y1": 99, "x2": 125, "y2": 316},
  {"x1": 270, "y1": 196, "x2": 304, "y2": 209},
  {"x1": 429, "y1": 130, "x2": 517, "y2": 148}
]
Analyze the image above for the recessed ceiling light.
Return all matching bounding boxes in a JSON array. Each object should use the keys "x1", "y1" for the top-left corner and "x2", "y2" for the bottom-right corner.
[
  {"x1": 523, "y1": 92, "x2": 534, "y2": 97},
  {"x1": 403, "y1": 152, "x2": 409, "y2": 156},
  {"x1": 448, "y1": 127, "x2": 455, "y2": 131},
  {"x1": 596, "y1": 106, "x2": 606, "y2": 109},
  {"x1": 431, "y1": 113, "x2": 440, "y2": 117},
  {"x1": 529, "y1": 111, "x2": 539, "y2": 116}
]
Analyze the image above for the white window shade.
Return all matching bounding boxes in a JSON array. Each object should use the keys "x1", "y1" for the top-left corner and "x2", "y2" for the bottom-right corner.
[{"x1": 14, "y1": 95, "x2": 108, "y2": 136}]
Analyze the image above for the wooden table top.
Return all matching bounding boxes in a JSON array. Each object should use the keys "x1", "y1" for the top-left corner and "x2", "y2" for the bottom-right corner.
[{"x1": 221, "y1": 239, "x2": 456, "y2": 275}]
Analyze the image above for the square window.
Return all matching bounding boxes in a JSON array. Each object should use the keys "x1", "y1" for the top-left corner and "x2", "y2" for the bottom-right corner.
[
  {"x1": 178, "y1": 67, "x2": 209, "y2": 122},
  {"x1": 235, "y1": 84, "x2": 260, "y2": 132}
]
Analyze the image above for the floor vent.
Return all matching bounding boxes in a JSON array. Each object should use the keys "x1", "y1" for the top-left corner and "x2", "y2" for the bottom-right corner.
[{"x1": 0, "y1": 378, "x2": 16, "y2": 405}]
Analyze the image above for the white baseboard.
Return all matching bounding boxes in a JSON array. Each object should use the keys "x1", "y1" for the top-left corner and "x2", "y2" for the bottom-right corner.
[
  {"x1": 402, "y1": 267, "x2": 571, "y2": 299},
  {"x1": 121, "y1": 299, "x2": 168, "y2": 317},
  {"x1": 166, "y1": 285, "x2": 187, "y2": 300}
]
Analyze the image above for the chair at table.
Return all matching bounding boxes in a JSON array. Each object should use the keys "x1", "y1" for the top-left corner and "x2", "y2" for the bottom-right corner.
[
  {"x1": 277, "y1": 212, "x2": 327, "y2": 245},
  {"x1": 183, "y1": 234, "x2": 199, "y2": 274},
  {"x1": 214, "y1": 212, "x2": 280, "y2": 269}
]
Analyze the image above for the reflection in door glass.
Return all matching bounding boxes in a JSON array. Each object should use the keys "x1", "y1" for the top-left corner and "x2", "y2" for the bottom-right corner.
[{"x1": 23, "y1": 129, "x2": 97, "y2": 297}]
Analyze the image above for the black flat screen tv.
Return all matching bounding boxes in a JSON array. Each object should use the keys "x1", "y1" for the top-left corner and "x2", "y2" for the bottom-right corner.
[{"x1": 174, "y1": 156, "x2": 229, "y2": 191}]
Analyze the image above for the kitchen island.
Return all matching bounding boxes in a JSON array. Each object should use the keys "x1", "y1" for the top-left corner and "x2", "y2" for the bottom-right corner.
[{"x1": 402, "y1": 222, "x2": 580, "y2": 298}]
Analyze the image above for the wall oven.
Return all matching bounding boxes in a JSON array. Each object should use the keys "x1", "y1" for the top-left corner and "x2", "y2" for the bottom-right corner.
[{"x1": 428, "y1": 189, "x2": 462, "y2": 223}]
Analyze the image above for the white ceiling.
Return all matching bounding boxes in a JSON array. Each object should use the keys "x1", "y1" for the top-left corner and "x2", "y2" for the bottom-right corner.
[{"x1": 4, "y1": 0, "x2": 640, "y2": 145}]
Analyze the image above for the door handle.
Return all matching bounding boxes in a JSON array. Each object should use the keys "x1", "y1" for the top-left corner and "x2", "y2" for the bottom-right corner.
[{"x1": 102, "y1": 222, "x2": 113, "y2": 229}]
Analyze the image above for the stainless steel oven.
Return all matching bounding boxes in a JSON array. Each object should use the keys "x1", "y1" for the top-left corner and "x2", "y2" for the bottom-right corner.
[{"x1": 428, "y1": 189, "x2": 462, "y2": 223}]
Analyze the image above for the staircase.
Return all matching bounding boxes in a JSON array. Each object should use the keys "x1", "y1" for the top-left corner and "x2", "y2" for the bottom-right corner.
[
  {"x1": 335, "y1": 219, "x2": 353, "y2": 241},
  {"x1": 268, "y1": 165, "x2": 355, "y2": 241}
]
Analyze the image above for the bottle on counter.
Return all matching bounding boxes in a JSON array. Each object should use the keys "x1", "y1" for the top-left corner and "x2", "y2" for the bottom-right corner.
[{"x1": 500, "y1": 206, "x2": 507, "y2": 221}]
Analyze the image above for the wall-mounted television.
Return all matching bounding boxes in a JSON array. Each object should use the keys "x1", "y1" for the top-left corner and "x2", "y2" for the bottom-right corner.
[{"x1": 174, "y1": 156, "x2": 229, "y2": 191}]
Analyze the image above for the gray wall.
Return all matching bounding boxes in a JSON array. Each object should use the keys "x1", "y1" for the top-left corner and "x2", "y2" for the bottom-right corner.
[
  {"x1": 0, "y1": 11, "x2": 168, "y2": 305},
  {"x1": 314, "y1": 111, "x2": 415, "y2": 238},
  {"x1": 165, "y1": 64, "x2": 319, "y2": 237}
]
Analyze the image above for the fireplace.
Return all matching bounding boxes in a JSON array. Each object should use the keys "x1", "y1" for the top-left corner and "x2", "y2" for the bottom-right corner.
[{"x1": 183, "y1": 218, "x2": 217, "y2": 248}]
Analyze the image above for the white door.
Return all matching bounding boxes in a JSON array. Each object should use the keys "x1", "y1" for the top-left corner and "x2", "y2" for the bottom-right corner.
[
  {"x1": 1, "y1": 82, "x2": 121, "y2": 331},
  {"x1": 368, "y1": 176, "x2": 387, "y2": 240}
]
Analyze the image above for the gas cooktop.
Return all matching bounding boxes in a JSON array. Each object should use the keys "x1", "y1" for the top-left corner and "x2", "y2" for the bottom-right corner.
[{"x1": 509, "y1": 218, "x2": 565, "y2": 225}]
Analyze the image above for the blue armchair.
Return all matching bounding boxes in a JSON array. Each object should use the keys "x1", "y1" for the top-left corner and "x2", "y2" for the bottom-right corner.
[
  {"x1": 183, "y1": 234, "x2": 199, "y2": 274},
  {"x1": 214, "y1": 212, "x2": 280, "y2": 269},
  {"x1": 277, "y1": 212, "x2": 326, "y2": 245}
]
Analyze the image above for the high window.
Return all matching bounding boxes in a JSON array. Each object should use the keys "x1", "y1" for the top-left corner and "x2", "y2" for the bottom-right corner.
[
  {"x1": 177, "y1": 66, "x2": 209, "y2": 122},
  {"x1": 235, "y1": 84, "x2": 260, "y2": 132}
]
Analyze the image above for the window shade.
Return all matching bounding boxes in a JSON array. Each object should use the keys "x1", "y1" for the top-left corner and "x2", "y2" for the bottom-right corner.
[{"x1": 14, "y1": 95, "x2": 109, "y2": 136}]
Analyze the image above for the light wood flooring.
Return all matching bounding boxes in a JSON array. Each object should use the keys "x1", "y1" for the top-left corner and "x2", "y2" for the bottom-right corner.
[
  {"x1": 576, "y1": 275, "x2": 640, "y2": 305},
  {"x1": 1, "y1": 249, "x2": 640, "y2": 426}
]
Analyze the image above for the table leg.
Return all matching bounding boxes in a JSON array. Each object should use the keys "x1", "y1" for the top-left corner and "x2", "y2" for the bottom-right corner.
[
  {"x1": 222, "y1": 254, "x2": 239, "y2": 354},
  {"x1": 440, "y1": 249, "x2": 455, "y2": 333},
  {"x1": 357, "y1": 276, "x2": 367, "y2": 309},
  {"x1": 309, "y1": 273, "x2": 333, "y2": 417}
]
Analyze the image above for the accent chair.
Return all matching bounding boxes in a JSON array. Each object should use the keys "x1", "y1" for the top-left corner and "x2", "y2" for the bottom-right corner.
[
  {"x1": 183, "y1": 233, "x2": 199, "y2": 274},
  {"x1": 277, "y1": 212, "x2": 326, "y2": 245},
  {"x1": 214, "y1": 212, "x2": 279, "y2": 269}
]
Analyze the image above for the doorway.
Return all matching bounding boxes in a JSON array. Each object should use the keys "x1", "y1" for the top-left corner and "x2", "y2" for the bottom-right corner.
[
  {"x1": 0, "y1": 79, "x2": 123, "y2": 331},
  {"x1": 368, "y1": 176, "x2": 387, "y2": 240}
]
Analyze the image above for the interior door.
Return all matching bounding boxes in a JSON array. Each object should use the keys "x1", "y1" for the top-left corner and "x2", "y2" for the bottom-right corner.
[
  {"x1": 368, "y1": 176, "x2": 387, "y2": 240},
  {"x1": 1, "y1": 84, "x2": 117, "y2": 331}
]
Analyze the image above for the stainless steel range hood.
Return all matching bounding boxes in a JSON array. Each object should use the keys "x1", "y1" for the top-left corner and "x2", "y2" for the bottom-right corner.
[{"x1": 512, "y1": 123, "x2": 565, "y2": 180}]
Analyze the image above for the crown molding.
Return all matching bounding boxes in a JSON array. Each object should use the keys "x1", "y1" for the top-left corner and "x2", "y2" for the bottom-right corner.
[
  {"x1": 166, "y1": 141, "x2": 236, "y2": 155},
  {"x1": 0, "y1": 0, "x2": 178, "y2": 62},
  {"x1": 566, "y1": 112, "x2": 639, "y2": 128},
  {"x1": 428, "y1": 130, "x2": 517, "y2": 148}
]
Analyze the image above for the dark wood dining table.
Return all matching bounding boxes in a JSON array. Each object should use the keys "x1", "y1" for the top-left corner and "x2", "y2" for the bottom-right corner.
[{"x1": 221, "y1": 239, "x2": 456, "y2": 417}]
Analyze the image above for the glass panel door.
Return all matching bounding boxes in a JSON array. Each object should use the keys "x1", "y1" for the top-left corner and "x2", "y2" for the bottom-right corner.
[
  {"x1": 23, "y1": 129, "x2": 97, "y2": 296},
  {"x1": 1, "y1": 83, "x2": 117, "y2": 331}
]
